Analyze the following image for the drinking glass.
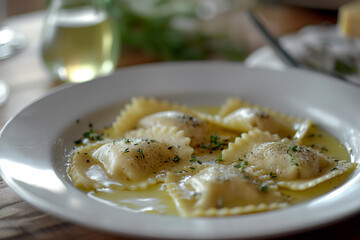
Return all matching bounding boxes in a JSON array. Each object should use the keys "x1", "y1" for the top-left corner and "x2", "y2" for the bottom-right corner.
[{"x1": 41, "y1": 0, "x2": 120, "y2": 83}]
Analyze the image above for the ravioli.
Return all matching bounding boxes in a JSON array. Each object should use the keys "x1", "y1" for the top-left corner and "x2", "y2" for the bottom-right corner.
[
  {"x1": 138, "y1": 110, "x2": 238, "y2": 154},
  {"x1": 166, "y1": 164, "x2": 288, "y2": 217},
  {"x1": 93, "y1": 138, "x2": 181, "y2": 188},
  {"x1": 108, "y1": 97, "x2": 199, "y2": 138},
  {"x1": 68, "y1": 97, "x2": 356, "y2": 217},
  {"x1": 70, "y1": 126, "x2": 193, "y2": 190},
  {"x1": 138, "y1": 111, "x2": 211, "y2": 148},
  {"x1": 69, "y1": 141, "x2": 113, "y2": 190},
  {"x1": 124, "y1": 126, "x2": 194, "y2": 168},
  {"x1": 223, "y1": 107, "x2": 296, "y2": 138},
  {"x1": 218, "y1": 97, "x2": 251, "y2": 117},
  {"x1": 219, "y1": 97, "x2": 311, "y2": 140},
  {"x1": 223, "y1": 129, "x2": 356, "y2": 190}
]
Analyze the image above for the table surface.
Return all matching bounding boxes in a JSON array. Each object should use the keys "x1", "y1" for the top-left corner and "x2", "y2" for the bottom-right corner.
[{"x1": 1, "y1": 4, "x2": 360, "y2": 240}]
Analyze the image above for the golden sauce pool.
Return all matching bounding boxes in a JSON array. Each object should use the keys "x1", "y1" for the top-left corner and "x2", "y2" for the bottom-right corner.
[{"x1": 81, "y1": 107, "x2": 353, "y2": 216}]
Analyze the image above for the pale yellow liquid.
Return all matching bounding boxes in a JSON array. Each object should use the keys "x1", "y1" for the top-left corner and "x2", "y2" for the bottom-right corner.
[
  {"x1": 42, "y1": 6, "x2": 118, "y2": 83},
  {"x1": 281, "y1": 126, "x2": 352, "y2": 204},
  {"x1": 88, "y1": 109, "x2": 353, "y2": 216}
]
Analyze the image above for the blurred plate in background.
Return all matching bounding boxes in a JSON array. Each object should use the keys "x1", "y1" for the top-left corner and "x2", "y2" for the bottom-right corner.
[{"x1": 245, "y1": 24, "x2": 360, "y2": 85}]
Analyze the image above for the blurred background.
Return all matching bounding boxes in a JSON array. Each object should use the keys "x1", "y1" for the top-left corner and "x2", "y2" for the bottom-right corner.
[
  {"x1": 6, "y1": 0, "x2": 45, "y2": 16},
  {"x1": 2, "y1": 0, "x2": 359, "y2": 86},
  {"x1": 2, "y1": 0, "x2": 345, "y2": 66}
]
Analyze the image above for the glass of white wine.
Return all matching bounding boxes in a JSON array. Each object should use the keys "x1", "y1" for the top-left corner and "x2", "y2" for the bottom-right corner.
[{"x1": 41, "y1": 0, "x2": 120, "y2": 83}]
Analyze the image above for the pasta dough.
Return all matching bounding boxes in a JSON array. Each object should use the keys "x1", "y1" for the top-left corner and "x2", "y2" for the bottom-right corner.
[
  {"x1": 166, "y1": 164, "x2": 288, "y2": 217},
  {"x1": 67, "y1": 97, "x2": 356, "y2": 216},
  {"x1": 223, "y1": 129, "x2": 356, "y2": 190},
  {"x1": 93, "y1": 138, "x2": 177, "y2": 181},
  {"x1": 138, "y1": 111, "x2": 211, "y2": 148},
  {"x1": 71, "y1": 126, "x2": 193, "y2": 190},
  {"x1": 109, "y1": 97, "x2": 199, "y2": 138},
  {"x1": 219, "y1": 97, "x2": 311, "y2": 140}
]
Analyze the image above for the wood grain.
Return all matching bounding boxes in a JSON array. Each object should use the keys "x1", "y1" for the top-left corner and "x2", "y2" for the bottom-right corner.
[{"x1": 0, "y1": 177, "x2": 135, "y2": 240}]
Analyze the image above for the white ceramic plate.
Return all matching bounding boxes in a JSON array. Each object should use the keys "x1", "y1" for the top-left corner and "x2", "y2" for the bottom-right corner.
[
  {"x1": 1, "y1": 62, "x2": 360, "y2": 239},
  {"x1": 0, "y1": 80, "x2": 10, "y2": 107}
]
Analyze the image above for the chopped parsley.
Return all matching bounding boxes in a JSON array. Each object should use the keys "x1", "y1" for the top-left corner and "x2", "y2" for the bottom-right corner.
[
  {"x1": 190, "y1": 156, "x2": 202, "y2": 165},
  {"x1": 269, "y1": 172, "x2": 277, "y2": 179},
  {"x1": 172, "y1": 155, "x2": 181, "y2": 163},
  {"x1": 215, "y1": 153, "x2": 223, "y2": 163},
  {"x1": 136, "y1": 148, "x2": 145, "y2": 159},
  {"x1": 74, "y1": 124, "x2": 104, "y2": 145},
  {"x1": 233, "y1": 163, "x2": 242, "y2": 168},
  {"x1": 201, "y1": 133, "x2": 228, "y2": 151},
  {"x1": 260, "y1": 185, "x2": 269, "y2": 192},
  {"x1": 234, "y1": 161, "x2": 248, "y2": 172},
  {"x1": 287, "y1": 145, "x2": 299, "y2": 167}
]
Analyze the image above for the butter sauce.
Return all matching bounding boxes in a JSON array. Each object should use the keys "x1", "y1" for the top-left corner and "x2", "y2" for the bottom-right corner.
[
  {"x1": 89, "y1": 183, "x2": 178, "y2": 215},
  {"x1": 281, "y1": 126, "x2": 353, "y2": 204},
  {"x1": 82, "y1": 109, "x2": 352, "y2": 216}
]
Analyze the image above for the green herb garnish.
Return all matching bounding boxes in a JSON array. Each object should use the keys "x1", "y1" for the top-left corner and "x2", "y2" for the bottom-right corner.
[
  {"x1": 137, "y1": 148, "x2": 145, "y2": 159},
  {"x1": 172, "y1": 155, "x2": 180, "y2": 163},
  {"x1": 234, "y1": 161, "x2": 248, "y2": 172},
  {"x1": 215, "y1": 153, "x2": 223, "y2": 163},
  {"x1": 269, "y1": 172, "x2": 277, "y2": 179},
  {"x1": 74, "y1": 124, "x2": 104, "y2": 145},
  {"x1": 190, "y1": 156, "x2": 202, "y2": 165},
  {"x1": 201, "y1": 133, "x2": 228, "y2": 151},
  {"x1": 260, "y1": 185, "x2": 269, "y2": 192},
  {"x1": 287, "y1": 145, "x2": 299, "y2": 167}
]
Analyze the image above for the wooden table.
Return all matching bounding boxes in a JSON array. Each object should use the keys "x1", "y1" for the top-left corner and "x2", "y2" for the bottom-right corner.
[{"x1": 1, "y1": 4, "x2": 359, "y2": 240}]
